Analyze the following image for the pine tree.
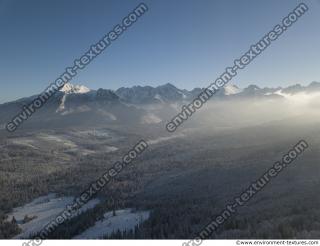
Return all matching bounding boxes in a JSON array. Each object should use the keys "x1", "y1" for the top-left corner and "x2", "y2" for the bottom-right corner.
[{"x1": 11, "y1": 216, "x2": 17, "y2": 225}]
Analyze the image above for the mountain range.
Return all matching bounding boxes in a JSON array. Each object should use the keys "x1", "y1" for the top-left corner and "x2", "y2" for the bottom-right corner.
[{"x1": 1, "y1": 82, "x2": 320, "y2": 130}]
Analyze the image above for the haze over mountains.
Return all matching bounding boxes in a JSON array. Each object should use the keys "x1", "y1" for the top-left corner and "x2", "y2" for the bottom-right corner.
[
  {"x1": 4, "y1": 81, "x2": 320, "y2": 106},
  {"x1": 1, "y1": 82, "x2": 320, "y2": 131},
  {"x1": 2, "y1": 81, "x2": 320, "y2": 239}
]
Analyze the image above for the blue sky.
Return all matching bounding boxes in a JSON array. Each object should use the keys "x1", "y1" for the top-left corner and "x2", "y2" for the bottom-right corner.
[{"x1": 0, "y1": 0, "x2": 319, "y2": 103}]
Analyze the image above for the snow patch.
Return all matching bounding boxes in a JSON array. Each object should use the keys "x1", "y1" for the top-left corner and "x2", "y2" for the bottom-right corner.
[
  {"x1": 10, "y1": 139, "x2": 38, "y2": 149},
  {"x1": 147, "y1": 134, "x2": 184, "y2": 145},
  {"x1": 56, "y1": 94, "x2": 67, "y2": 113},
  {"x1": 7, "y1": 194, "x2": 100, "y2": 239},
  {"x1": 154, "y1": 94, "x2": 164, "y2": 103},
  {"x1": 59, "y1": 105, "x2": 91, "y2": 115},
  {"x1": 177, "y1": 90, "x2": 187, "y2": 99},
  {"x1": 170, "y1": 103, "x2": 181, "y2": 111},
  {"x1": 224, "y1": 84, "x2": 242, "y2": 95},
  {"x1": 73, "y1": 209, "x2": 150, "y2": 239},
  {"x1": 104, "y1": 146, "x2": 119, "y2": 152},
  {"x1": 38, "y1": 134, "x2": 77, "y2": 148},
  {"x1": 141, "y1": 113, "x2": 162, "y2": 124},
  {"x1": 97, "y1": 109, "x2": 117, "y2": 120}
]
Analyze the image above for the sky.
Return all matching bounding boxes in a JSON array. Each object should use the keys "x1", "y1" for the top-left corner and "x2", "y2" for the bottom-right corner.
[{"x1": 0, "y1": 0, "x2": 319, "y2": 103}]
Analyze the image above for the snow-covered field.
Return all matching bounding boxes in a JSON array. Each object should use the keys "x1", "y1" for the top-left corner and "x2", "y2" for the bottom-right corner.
[
  {"x1": 10, "y1": 138, "x2": 38, "y2": 149},
  {"x1": 7, "y1": 194, "x2": 100, "y2": 239},
  {"x1": 104, "y1": 146, "x2": 119, "y2": 152},
  {"x1": 141, "y1": 113, "x2": 162, "y2": 124},
  {"x1": 75, "y1": 129, "x2": 112, "y2": 138},
  {"x1": 73, "y1": 209, "x2": 150, "y2": 239},
  {"x1": 38, "y1": 134, "x2": 77, "y2": 148},
  {"x1": 9, "y1": 134, "x2": 77, "y2": 150},
  {"x1": 6, "y1": 131, "x2": 121, "y2": 157},
  {"x1": 147, "y1": 133, "x2": 184, "y2": 145}
]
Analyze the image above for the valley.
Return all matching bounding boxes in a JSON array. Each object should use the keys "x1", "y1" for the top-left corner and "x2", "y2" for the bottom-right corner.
[{"x1": 1, "y1": 82, "x2": 320, "y2": 239}]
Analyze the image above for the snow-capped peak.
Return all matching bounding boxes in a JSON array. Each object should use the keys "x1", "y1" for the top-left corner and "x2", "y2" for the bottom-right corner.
[
  {"x1": 224, "y1": 84, "x2": 242, "y2": 95},
  {"x1": 60, "y1": 83, "x2": 91, "y2": 94}
]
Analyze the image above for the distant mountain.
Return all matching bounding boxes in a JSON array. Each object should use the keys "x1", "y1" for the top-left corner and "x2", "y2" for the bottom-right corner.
[
  {"x1": 0, "y1": 83, "x2": 145, "y2": 130},
  {"x1": 1, "y1": 81, "x2": 320, "y2": 131},
  {"x1": 116, "y1": 81, "x2": 320, "y2": 102},
  {"x1": 116, "y1": 83, "x2": 191, "y2": 104}
]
